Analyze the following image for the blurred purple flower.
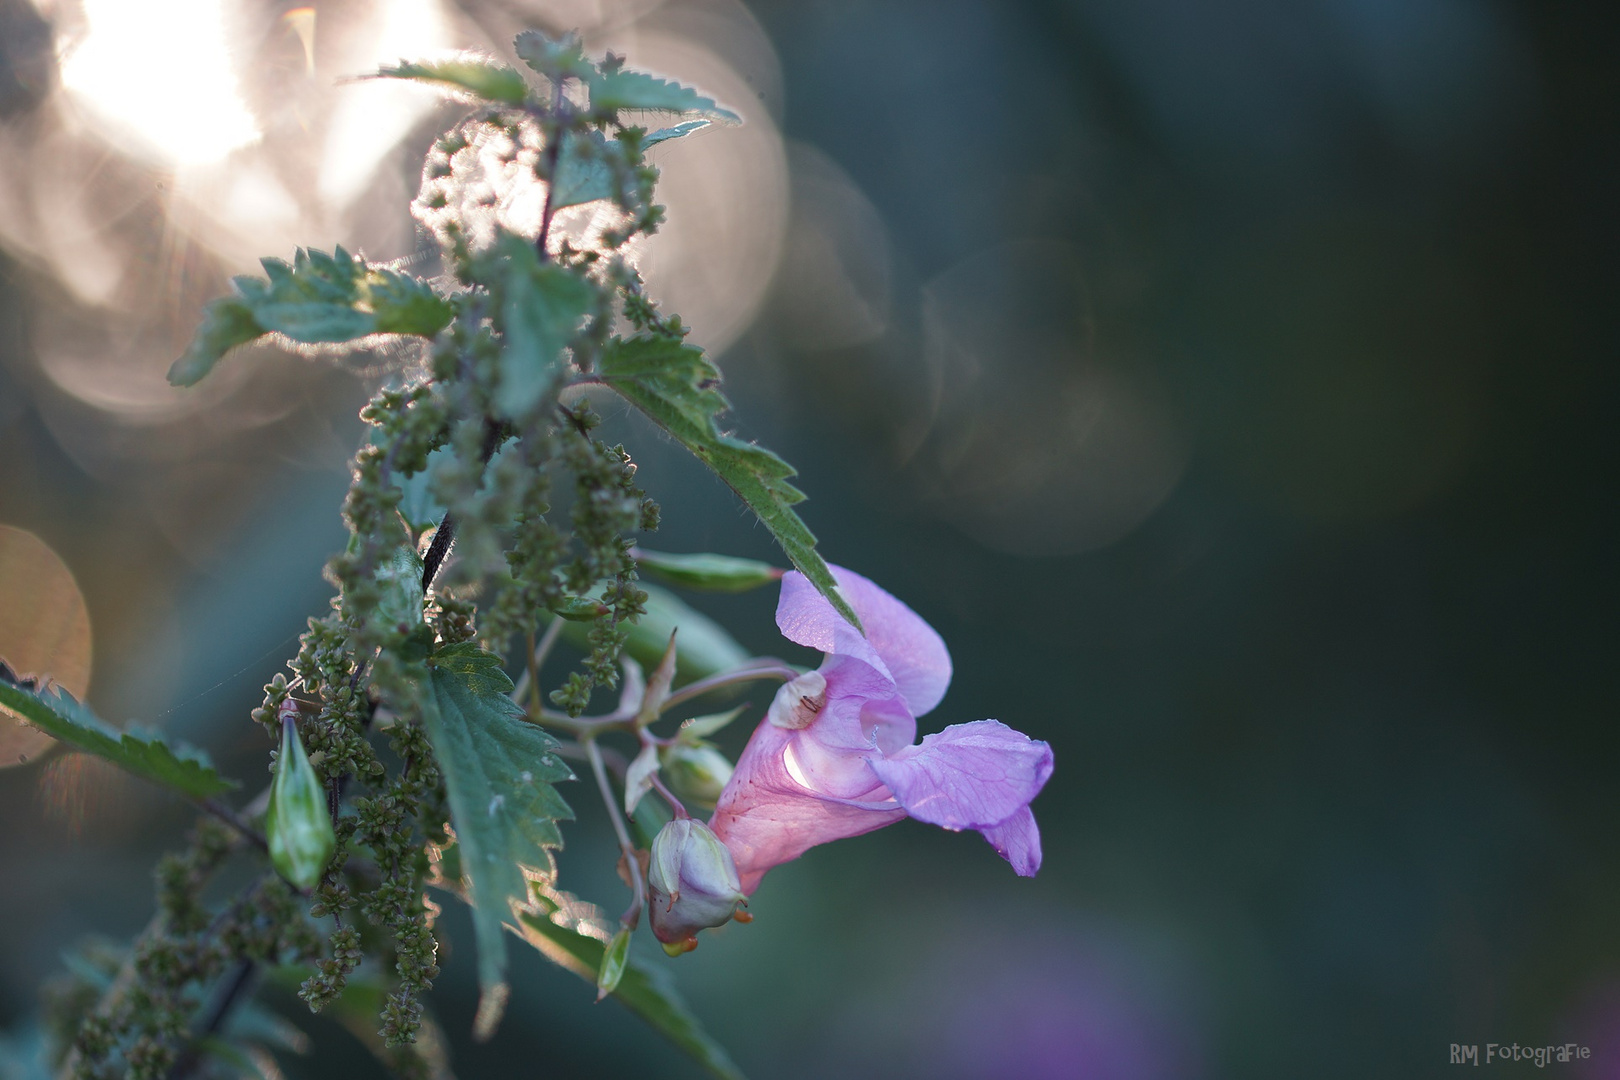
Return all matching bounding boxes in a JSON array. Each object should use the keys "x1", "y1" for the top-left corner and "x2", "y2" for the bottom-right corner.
[{"x1": 711, "y1": 565, "x2": 1053, "y2": 893}]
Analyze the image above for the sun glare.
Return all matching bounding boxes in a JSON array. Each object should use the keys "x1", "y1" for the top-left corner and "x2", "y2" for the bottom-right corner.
[{"x1": 60, "y1": 0, "x2": 261, "y2": 167}]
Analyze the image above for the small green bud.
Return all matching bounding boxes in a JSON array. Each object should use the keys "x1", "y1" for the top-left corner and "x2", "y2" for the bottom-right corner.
[
  {"x1": 596, "y1": 927, "x2": 630, "y2": 1000},
  {"x1": 552, "y1": 595, "x2": 609, "y2": 622},
  {"x1": 631, "y1": 548, "x2": 783, "y2": 592},
  {"x1": 660, "y1": 744, "x2": 733, "y2": 807},
  {"x1": 266, "y1": 718, "x2": 337, "y2": 891}
]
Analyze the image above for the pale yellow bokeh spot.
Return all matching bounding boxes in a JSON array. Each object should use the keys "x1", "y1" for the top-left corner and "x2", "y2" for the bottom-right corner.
[{"x1": 0, "y1": 524, "x2": 92, "y2": 768}]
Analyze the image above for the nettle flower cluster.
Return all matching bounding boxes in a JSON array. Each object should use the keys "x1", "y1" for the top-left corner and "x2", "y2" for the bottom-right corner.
[{"x1": 0, "y1": 32, "x2": 1052, "y2": 1080}]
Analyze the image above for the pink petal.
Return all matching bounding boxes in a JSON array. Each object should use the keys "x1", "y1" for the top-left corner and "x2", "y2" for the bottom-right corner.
[
  {"x1": 710, "y1": 720, "x2": 904, "y2": 894},
  {"x1": 777, "y1": 565, "x2": 952, "y2": 717},
  {"x1": 867, "y1": 720, "x2": 1053, "y2": 832},
  {"x1": 978, "y1": 806, "x2": 1042, "y2": 877}
]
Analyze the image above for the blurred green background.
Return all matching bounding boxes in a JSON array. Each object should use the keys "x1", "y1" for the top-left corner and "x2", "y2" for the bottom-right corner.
[{"x1": 1, "y1": 0, "x2": 1615, "y2": 1077}]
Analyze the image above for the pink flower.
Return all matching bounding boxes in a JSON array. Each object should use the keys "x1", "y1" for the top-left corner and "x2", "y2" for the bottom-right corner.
[{"x1": 710, "y1": 565, "x2": 1053, "y2": 894}]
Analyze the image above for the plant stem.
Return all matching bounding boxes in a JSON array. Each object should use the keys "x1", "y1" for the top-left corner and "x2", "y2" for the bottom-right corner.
[
  {"x1": 586, "y1": 737, "x2": 645, "y2": 931},
  {"x1": 198, "y1": 798, "x2": 268, "y2": 852},
  {"x1": 511, "y1": 616, "x2": 565, "y2": 709},
  {"x1": 660, "y1": 660, "x2": 800, "y2": 712}
]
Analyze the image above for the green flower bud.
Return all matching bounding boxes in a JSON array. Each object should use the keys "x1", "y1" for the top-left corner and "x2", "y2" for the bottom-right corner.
[
  {"x1": 647, "y1": 819, "x2": 746, "y2": 949},
  {"x1": 596, "y1": 927, "x2": 631, "y2": 1000},
  {"x1": 631, "y1": 548, "x2": 783, "y2": 592},
  {"x1": 265, "y1": 718, "x2": 337, "y2": 891},
  {"x1": 661, "y1": 743, "x2": 734, "y2": 807}
]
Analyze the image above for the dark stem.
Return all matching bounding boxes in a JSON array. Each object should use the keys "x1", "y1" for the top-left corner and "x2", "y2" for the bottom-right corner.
[
  {"x1": 421, "y1": 512, "x2": 457, "y2": 592},
  {"x1": 167, "y1": 959, "x2": 257, "y2": 1080},
  {"x1": 422, "y1": 419, "x2": 509, "y2": 592},
  {"x1": 534, "y1": 81, "x2": 567, "y2": 260},
  {"x1": 198, "y1": 798, "x2": 267, "y2": 852}
]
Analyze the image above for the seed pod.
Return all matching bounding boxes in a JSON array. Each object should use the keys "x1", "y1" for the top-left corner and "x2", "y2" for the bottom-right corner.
[{"x1": 265, "y1": 717, "x2": 337, "y2": 891}]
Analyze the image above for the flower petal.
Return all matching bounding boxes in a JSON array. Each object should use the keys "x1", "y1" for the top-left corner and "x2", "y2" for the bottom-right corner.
[
  {"x1": 978, "y1": 805, "x2": 1042, "y2": 877},
  {"x1": 777, "y1": 565, "x2": 952, "y2": 717},
  {"x1": 867, "y1": 720, "x2": 1053, "y2": 832},
  {"x1": 710, "y1": 720, "x2": 904, "y2": 894}
]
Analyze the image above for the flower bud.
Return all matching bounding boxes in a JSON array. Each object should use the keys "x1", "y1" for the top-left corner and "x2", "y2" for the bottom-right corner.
[
  {"x1": 266, "y1": 718, "x2": 337, "y2": 891},
  {"x1": 660, "y1": 744, "x2": 734, "y2": 807},
  {"x1": 646, "y1": 819, "x2": 746, "y2": 947},
  {"x1": 632, "y1": 548, "x2": 783, "y2": 593}
]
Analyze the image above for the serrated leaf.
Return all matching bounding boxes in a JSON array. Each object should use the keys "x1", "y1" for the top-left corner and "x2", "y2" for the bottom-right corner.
[
  {"x1": 513, "y1": 30, "x2": 593, "y2": 82},
  {"x1": 598, "y1": 336, "x2": 860, "y2": 630},
  {"x1": 545, "y1": 584, "x2": 750, "y2": 686},
  {"x1": 514, "y1": 885, "x2": 746, "y2": 1080},
  {"x1": 169, "y1": 248, "x2": 453, "y2": 386},
  {"x1": 375, "y1": 57, "x2": 530, "y2": 105},
  {"x1": 551, "y1": 131, "x2": 616, "y2": 211},
  {"x1": 0, "y1": 666, "x2": 236, "y2": 798},
  {"x1": 633, "y1": 549, "x2": 782, "y2": 593},
  {"x1": 586, "y1": 69, "x2": 739, "y2": 123},
  {"x1": 482, "y1": 233, "x2": 597, "y2": 417},
  {"x1": 419, "y1": 643, "x2": 573, "y2": 1035},
  {"x1": 644, "y1": 120, "x2": 711, "y2": 147},
  {"x1": 394, "y1": 445, "x2": 452, "y2": 536}
]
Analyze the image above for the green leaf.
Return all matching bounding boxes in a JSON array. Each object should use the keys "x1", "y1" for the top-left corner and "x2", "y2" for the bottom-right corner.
[
  {"x1": 0, "y1": 666, "x2": 236, "y2": 798},
  {"x1": 394, "y1": 445, "x2": 452, "y2": 536},
  {"x1": 513, "y1": 30, "x2": 593, "y2": 83},
  {"x1": 375, "y1": 57, "x2": 530, "y2": 105},
  {"x1": 644, "y1": 120, "x2": 711, "y2": 147},
  {"x1": 551, "y1": 131, "x2": 617, "y2": 211},
  {"x1": 483, "y1": 233, "x2": 597, "y2": 417},
  {"x1": 545, "y1": 584, "x2": 751, "y2": 686},
  {"x1": 515, "y1": 885, "x2": 746, "y2": 1080},
  {"x1": 169, "y1": 247, "x2": 453, "y2": 386},
  {"x1": 598, "y1": 336, "x2": 860, "y2": 630},
  {"x1": 586, "y1": 69, "x2": 740, "y2": 123},
  {"x1": 419, "y1": 643, "x2": 573, "y2": 1037},
  {"x1": 633, "y1": 548, "x2": 782, "y2": 593}
]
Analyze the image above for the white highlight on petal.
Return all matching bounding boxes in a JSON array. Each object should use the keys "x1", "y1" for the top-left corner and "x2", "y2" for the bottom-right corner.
[{"x1": 766, "y1": 670, "x2": 827, "y2": 730}]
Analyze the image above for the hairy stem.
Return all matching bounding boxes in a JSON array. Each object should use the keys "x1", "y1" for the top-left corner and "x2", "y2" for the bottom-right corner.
[{"x1": 587, "y1": 737, "x2": 645, "y2": 931}]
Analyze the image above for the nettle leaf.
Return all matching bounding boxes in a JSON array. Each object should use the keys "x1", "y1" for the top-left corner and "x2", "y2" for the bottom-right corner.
[
  {"x1": 483, "y1": 233, "x2": 597, "y2": 417},
  {"x1": 644, "y1": 120, "x2": 711, "y2": 147},
  {"x1": 551, "y1": 131, "x2": 617, "y2": 211},
  {"x1": 551, "y1": 124, "x2": 707, "y2": 212},
  {"x1": 586, "y1": 69, "x2": 739, "y2": 123},
  {"x1": 169, "y1": 247, "x2": 453, "y2": 386},
  {"x1": 0, "y1": 666, "x2": 235, "y2": 798},
  {"x1": 419, "y1": 642, "x2": 573, "y2": 1036},
  {"x1": 598, "y1": 337, "x2": 860, "y2": 630},
  {"x1": 375, "y1": 56, "x2": 530, "y2": 105},
  {"x1": 516, "y1": 885, "x2": 746, "y2": 1080},
  {"x1": 513, "y1": 30, "x2": 593, "y2": 83}
]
